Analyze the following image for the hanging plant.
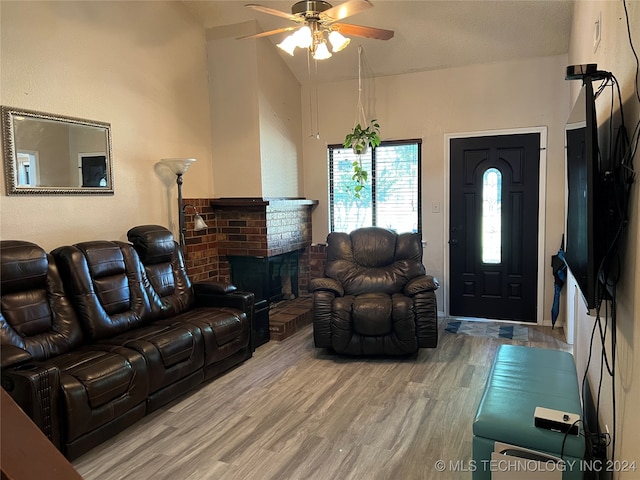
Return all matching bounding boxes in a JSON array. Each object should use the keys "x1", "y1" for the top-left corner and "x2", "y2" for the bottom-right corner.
[
  {"x1": 343, "y1": 46, "x2": 380, "y2": 199},
  {"x1": 343, "y1": 119, "x2": 381, "y2": 155}
]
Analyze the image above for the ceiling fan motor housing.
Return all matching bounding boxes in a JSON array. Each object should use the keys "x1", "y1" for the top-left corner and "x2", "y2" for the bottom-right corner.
[{"x1": 292, "y1": 0, "x2": 333, "y2": 19}]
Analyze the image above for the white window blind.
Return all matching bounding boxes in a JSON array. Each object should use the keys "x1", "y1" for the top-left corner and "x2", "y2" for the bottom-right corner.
[{"x1": 328, "y1": 140, "x2": 421, "y2": 233}]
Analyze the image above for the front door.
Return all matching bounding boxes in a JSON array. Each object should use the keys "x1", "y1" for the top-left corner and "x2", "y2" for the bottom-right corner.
[{"x1": 449, "y1": 133, "x2": 540, "y2": 322}]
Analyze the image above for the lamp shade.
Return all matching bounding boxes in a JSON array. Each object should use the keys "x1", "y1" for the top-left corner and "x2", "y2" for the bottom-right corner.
[
  {"x1": 161, "y1": 158, "x2": 197, "y2": 175},
  {"x1": 293, "y1": 25, "x2": 313, "y2": 48},
  {"x1": 193, "y1": 213, "x2": 208, "y2": 231},
  {"x1": 329, "y1": 31, "x2": 350, "y2": 52},
  {"x1": 277, "y1": 34, "x2": 297, "y2": 56},
  {"x1": 313, "y1": 41, "x2": 332, "y2": 60}
]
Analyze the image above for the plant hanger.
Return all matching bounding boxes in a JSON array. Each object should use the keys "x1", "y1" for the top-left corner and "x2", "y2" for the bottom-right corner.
[
  {"x1": 342, "y1": 45, "x2": 380, "y2": 199},
  {"x1": 344, "y1": 45, "x2": 380, "y2": 156},
  {"x1": 354, "y1": 45, "x2": 367, "y2": 130}
]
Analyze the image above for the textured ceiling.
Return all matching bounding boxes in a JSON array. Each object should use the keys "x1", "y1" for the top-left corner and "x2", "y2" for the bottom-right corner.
[{"x1": 183, "y1": 0, "x2": 574, "y2": 84}]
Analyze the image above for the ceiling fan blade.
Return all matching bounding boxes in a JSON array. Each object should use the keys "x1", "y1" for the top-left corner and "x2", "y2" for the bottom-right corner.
[
  {"x1": 333, "y1": 23, "x2": 394, "y2": 40},
  {"x1": 321, "y1": 0, "x2": 373, "y2": 22},
  {"x1": 237, "y1": 26, "x2": 299, "y2": 40},
  {"x1": 245, "y1": 4, "x2": 300, "y2": 22}
]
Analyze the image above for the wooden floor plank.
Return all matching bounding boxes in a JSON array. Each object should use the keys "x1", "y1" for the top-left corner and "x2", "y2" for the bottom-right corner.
[{"x1": 72, "y1": 319, "x2": 570, "y2": 480}]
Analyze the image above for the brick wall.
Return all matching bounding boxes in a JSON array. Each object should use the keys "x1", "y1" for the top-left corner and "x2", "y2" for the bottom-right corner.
[
  {"x1": 182, "y1": 198, "x2": 221, "y2": 283},
  {"x1": 307, "y1": 243, "x2": 327, "y2": 290}
]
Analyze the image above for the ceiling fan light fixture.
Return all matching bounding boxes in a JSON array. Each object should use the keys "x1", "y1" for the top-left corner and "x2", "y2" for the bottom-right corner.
[
  {"x1": 277, "y1": 34, "x2": 298, "y2": 55},
  {"x1": 242, "y1": 1, "x2": 394, "y2": 60},
  {"x1": 328, "y1": 30, "x2": 350, "y2": 52},
  {"x1": 313, "y1": 41, "x2": 332, "y2": 60},
  {"x1": 293, "y1": 25, "x2": 313, "y2": 48}
]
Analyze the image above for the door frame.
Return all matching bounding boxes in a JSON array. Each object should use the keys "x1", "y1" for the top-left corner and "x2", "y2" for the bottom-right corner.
[{"x1": 443, "y1": 126, "x2": 548, "y2": 325}]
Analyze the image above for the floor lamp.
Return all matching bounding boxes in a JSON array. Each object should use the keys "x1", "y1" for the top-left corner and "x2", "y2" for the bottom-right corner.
[{"x1": 161, "y1": 158, "x2": 207, "y2": 248}]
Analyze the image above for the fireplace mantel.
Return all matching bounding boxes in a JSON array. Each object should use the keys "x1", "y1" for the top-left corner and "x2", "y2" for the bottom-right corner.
[
  {"x1": 211, "y1": 197, "x2": 318, "y2": 258},
  {"x1": 210, "y1": 197, "x2": 318, "y2": 208}
]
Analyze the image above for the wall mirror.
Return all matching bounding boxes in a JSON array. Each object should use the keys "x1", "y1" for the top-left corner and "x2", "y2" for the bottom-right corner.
[{"x1": 1, "y1": 106, "x2": 113, "y2": 195}]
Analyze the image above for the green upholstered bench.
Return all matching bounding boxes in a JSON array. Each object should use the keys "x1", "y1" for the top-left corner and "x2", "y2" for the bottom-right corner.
[{"x1": 473, "y1": 345, "x2": 585, "y2": 480}]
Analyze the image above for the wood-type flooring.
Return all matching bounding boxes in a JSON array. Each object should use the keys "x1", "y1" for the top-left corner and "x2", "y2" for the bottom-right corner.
[{"x1": 72, "y1": 318, "x2": 570, "y2": 480}]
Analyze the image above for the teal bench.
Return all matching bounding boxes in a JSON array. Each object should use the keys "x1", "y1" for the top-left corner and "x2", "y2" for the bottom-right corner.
[{"x1": 473, "y1": 345, "x2": 585, "y2": 479}]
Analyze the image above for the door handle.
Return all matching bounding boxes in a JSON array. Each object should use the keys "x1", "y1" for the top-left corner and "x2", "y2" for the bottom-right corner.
[{"x1": 449, "y1": 239, "x2": 458, "y2": 246}]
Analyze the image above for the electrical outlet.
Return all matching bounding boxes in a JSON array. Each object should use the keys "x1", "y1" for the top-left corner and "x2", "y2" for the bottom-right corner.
[
  {"x1": 432, "y1": 201, "x2": 440, "y2": 213},
  {"x1": 593, "y1": 11, "x2": 602, "y2": 53}
]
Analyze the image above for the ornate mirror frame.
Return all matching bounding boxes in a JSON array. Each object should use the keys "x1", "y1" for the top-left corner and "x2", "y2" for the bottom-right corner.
[{"x1": 1, "y1": 106, "x2": 114, "y2": 195}]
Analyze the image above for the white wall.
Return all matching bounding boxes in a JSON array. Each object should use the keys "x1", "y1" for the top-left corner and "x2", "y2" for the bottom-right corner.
[
  {"x1": 302, "y1": 54, "x2": 570, "y2": 321},
  {"x1": 257, "y1": 37, "x2": 303, "y2": 198},
  {"x1": 567, "y1": 1, "x2": 640, "y2": 474},
  {"x1": 206, "y1": 22, "x2": 262, "y2": 198},
  {"x1": 206, "y1": 21, "x2": 303, "y2": 199},
  {"x1": 0, "y1": 1, "x2": 213, "y2": 249}
]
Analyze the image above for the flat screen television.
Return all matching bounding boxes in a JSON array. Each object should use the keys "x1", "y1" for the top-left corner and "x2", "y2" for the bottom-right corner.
[{"x1": 565, "y1": 78, "x2": 605, "y2": 310}]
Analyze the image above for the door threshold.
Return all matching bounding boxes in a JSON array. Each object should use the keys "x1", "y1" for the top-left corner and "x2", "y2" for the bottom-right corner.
[{"x1": 445, "y1": 316, "x2": 537, "y2": 326}]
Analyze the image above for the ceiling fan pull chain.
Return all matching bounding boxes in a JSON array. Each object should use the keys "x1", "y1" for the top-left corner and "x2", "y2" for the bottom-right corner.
[
  {"x1": 305, "y1": 49, "x2": 321, "y2": 139},
  {"x1": 314, "y1": 57, "x2": 321, "y2": 139},
  {"x1": 307, "y1": 49, "x2": 314, "y2": 137},
  {"x1": 355, "y1": 45, "x2": 367, "y2": 128}
]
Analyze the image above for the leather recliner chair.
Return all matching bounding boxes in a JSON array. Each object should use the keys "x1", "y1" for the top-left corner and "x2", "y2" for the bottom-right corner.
[{"x1": 310, "y1": 227, "x2": 439, "y2": 355}]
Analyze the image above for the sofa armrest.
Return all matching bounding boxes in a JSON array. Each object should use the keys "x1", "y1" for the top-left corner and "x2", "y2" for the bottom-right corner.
[
  {"x1": 193, "y1": 281, "x2": 237, "y2": 295},
  {"x1": 404, "y1": 275, "x2": 439, "y2": 296},
  {"x1": 193, "y1": 282, "x2": 255, "y2": 315},
  {"x1": 1, "y1": 362, "x2": 63, "y2": 449},
  {"x1": 310, "y1": 277, "x2": 344, "y2": 297},
  {"x1": 312, "y1": 289, "x2": 336, "y2": 349},
  {"x1": 1, "y1": 345, "x2": 33, "y2": 369}
]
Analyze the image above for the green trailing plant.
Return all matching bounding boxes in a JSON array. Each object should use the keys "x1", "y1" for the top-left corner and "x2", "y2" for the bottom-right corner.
[
  {"x1": 343, "y1": 119, "x2": 380, "y2": 199},
  {"x1": 349, "y1": 160, "x2": 368, "y2": 198}
]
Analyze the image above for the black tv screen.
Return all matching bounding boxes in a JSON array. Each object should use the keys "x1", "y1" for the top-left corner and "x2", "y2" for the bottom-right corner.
[{"x1": 565, "y1": 79, "x2": 603, "y2": 310}]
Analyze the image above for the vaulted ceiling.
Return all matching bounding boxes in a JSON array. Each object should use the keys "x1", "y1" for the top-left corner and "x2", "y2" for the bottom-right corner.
[{"x1": 183, "y1": 0, "x2": 574, "y2": 85}]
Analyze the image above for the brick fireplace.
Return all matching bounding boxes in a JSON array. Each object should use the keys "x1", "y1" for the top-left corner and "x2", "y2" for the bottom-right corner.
[
  {"x1": 181, "y1": 197, "x2": 318, "y2": 345},
  {"x1": 180, "y1": 197, "x2": 318, "y2": 284}
]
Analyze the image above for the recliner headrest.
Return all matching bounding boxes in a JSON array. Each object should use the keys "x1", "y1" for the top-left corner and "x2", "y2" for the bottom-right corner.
[
  {"x1": 0, "y1": 240, "x2": 49, "y2": 294},
  {"x1": 127, "y1": 225, "x2": 176, "y2": 265}
]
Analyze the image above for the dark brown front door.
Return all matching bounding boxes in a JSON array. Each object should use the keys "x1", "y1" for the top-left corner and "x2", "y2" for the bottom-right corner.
[{"x1": 449, "y1": 133, "x2": 540, "y2": 322}]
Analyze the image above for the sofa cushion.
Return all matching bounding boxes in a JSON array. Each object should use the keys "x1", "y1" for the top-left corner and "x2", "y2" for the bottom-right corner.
[
  {"x1": 127, "y1": 225, "x2": 194, "y2": 319},
  {"x1": 52, "y1": 242, "x2": 151, "y2": 340},
  {"x1": 324, "y1": 229, "x2": 427, "y2": 296},
  {"x1": 98, "y1": 323, "x2": 204, "y2": 394},
  {"x1": 53, "y1": 350, "x2": 142, "y2": 410},
  {"x1": 353, "y1": 293, "x2": 392, "y2": 336},
  {"x1": 0, "y1": 240, "x2": 48, "y2": 294},
  {"x1": 46, "y1": 346, "x2": 148, "y2": 443},
  {"x1": 167, "y1": 307, "x2": 248, "y2": 362},
  {"x1": 1, "y1": 241, "x2": 83, "y2": 359},
  {"x1": 127, "y1": 225, "x2": 175, "y2": 265}
]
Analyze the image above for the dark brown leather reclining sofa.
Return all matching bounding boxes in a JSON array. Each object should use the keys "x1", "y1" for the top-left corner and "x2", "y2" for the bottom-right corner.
[{"x1": 0, "y1": 225, "x2": 254, "y2": 460}]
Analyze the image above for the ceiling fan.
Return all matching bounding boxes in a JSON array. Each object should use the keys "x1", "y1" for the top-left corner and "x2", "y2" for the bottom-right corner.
[{"x1": 239, "y1": 0, "x2": 394, "y2": 60}]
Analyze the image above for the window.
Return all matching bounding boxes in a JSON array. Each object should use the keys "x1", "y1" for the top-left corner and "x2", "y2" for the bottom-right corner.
[
  {"x1": 481, "y1": 167, "x2": 502, "y2": 264},
  {"x1": 329, "y1": 140, "x2": 421, "y2": 233}
]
